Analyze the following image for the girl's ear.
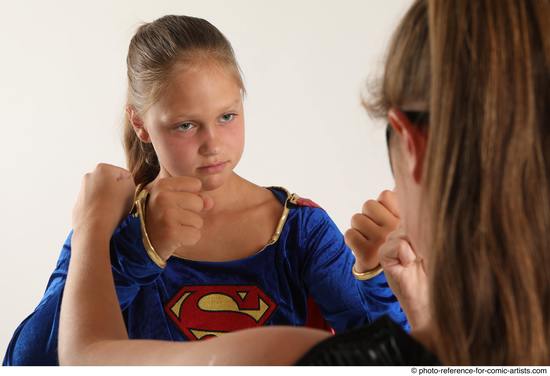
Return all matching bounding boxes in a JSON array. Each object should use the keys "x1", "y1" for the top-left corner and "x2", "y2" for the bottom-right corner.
[
  {"x1": 126, "y1": 105, "x2": 151, "y2": 143},
  {"x1": 388, "y1": 108, "x2": 427, "y2": 184}
]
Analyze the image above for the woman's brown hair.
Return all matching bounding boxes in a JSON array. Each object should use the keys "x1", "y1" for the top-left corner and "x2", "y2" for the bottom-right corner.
[
  {"x1": 123, "y1": 15, "x2": 245, "y2": 186},
  {"x1": 367, "y1": 0, "x2": 550, "y2": 365}
]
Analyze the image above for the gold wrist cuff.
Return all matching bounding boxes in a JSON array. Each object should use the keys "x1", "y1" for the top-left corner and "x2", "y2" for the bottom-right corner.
[
  {"x1": 352, "y1": 264, "x2": 383, "y2": 281},
  {"x1": 135, "y1": 189, "x2": 166, "y2": 269}
]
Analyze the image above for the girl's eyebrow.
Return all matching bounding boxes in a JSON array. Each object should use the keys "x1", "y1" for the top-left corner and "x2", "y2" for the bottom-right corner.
[
  {"x1": 220, "y1": 98, "x2": 241, "y2": 111},
  {"x1": 164, "y1": 98, "x2": 242, "y2": 123}
]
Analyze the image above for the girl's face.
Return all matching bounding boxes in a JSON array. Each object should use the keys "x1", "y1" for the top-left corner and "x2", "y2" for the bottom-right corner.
[{"x1": 139, "y1": 62, "x2": 245, "y2": 191}]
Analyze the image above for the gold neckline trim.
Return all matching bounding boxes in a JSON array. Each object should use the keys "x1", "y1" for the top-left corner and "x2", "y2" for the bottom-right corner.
[{"x1": 132, "y1": 185, "x2": 294, "y2": 262}]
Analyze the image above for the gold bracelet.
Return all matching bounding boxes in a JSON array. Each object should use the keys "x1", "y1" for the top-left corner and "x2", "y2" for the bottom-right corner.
[
  {"x1": 352, "y1": 264, "x2": 384, "y2": 281},
  {"x1": 135, "y1": 189, "x2": 167, "y2": 269}
]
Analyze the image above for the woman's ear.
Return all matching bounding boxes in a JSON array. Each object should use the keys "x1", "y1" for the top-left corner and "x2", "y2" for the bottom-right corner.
[
  {"x1": 388, "y1": 108, "x2": 427, "y2": 183},
  {"x1": 126, "y1": 105, "x2": 151, "y2": 143}
]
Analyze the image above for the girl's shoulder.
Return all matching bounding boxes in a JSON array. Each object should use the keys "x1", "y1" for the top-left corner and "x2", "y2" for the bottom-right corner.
[
  {"x1": 267, "y1": 186, "x2": 323, "y2": 210},
  {"x1": 267, "y1": 187, "x2": 334, "y2": 230}
]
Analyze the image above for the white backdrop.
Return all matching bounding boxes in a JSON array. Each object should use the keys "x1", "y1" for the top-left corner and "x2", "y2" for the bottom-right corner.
[{"x1": 0, "y1": 0, "x2": 412, "y2": 358}]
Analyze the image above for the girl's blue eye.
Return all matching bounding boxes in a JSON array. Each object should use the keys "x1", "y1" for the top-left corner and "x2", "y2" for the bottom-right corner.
[
  {"x1": 177, "y1": 122, "x2": 195, "y2": 132},
  {"x1": 220, "y1": 113, "x2": 235, "y2": 123}
]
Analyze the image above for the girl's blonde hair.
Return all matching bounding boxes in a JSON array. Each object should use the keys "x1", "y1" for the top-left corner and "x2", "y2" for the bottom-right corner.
[
  {"x1": 123, "y1": 15, "x2": 245, "y2": 186},
  {"x1": 367, "y1": 0, "x2": 550, "y2": 365}
]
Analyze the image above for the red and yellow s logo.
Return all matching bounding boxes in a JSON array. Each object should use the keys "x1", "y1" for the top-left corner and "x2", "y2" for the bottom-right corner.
[{"x1": 165, "y1": 285, "x2": 277, "y2": 340}]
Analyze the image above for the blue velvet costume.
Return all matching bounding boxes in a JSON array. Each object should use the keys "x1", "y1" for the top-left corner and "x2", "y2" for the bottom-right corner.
[{"x1": 3, "y1": 187, "x2": 408, "y2": 365}]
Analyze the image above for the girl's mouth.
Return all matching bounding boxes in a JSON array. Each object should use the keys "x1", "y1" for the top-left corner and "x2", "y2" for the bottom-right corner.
[{"x1": 198, "y1": 161, "x2": 228, "y2": 174}]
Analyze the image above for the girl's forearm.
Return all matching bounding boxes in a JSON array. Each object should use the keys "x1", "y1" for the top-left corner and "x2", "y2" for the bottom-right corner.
[{"x1": 59, "y1": 227, "x2": 128, "y2": 365}]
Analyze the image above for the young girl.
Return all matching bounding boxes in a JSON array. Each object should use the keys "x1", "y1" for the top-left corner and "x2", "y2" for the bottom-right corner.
[{"x1": 3, "y1": 15, "x2": 406, "y2": 365}]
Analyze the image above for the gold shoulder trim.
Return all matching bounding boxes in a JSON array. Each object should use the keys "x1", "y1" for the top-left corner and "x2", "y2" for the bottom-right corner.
[
  {"x1": 130, "y1": 183, "x2": 145, "y2": 216},
  {"x1": 262, "y1": 187, "x2": 296, "y2": 248},
  {"x1": 133, "y1": 186, "x2": 166, "y2": 268}
]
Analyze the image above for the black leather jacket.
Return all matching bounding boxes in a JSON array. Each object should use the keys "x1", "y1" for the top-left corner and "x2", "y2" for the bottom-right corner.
[{"x1": 296, "y1": 316, "x2": 439, "y2": 366}]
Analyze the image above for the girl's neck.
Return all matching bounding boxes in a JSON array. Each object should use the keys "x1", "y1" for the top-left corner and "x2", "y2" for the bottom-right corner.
[
  {"x1": 201, "y1": 173, "x2": 252, "y2": 215},
  {"x1": 147, "y1": 170, "x2": 264, "y2": 215}
]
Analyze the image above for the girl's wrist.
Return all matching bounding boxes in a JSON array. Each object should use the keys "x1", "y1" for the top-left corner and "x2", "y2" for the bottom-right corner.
[
  {"x1": 73, "y1": 221, "x2": 114, "y2": 241},
  {"x1": 353, "y1": 260, "x2": 380, "y2": 274},
  {"x1": 71, "y1": 227, "x2": 112, "y2": 260}
]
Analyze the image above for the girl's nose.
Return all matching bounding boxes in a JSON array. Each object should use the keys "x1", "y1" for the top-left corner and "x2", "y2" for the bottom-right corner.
[{"x1": 198, "y1": 126, "x2": 221, "y2": 156}]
